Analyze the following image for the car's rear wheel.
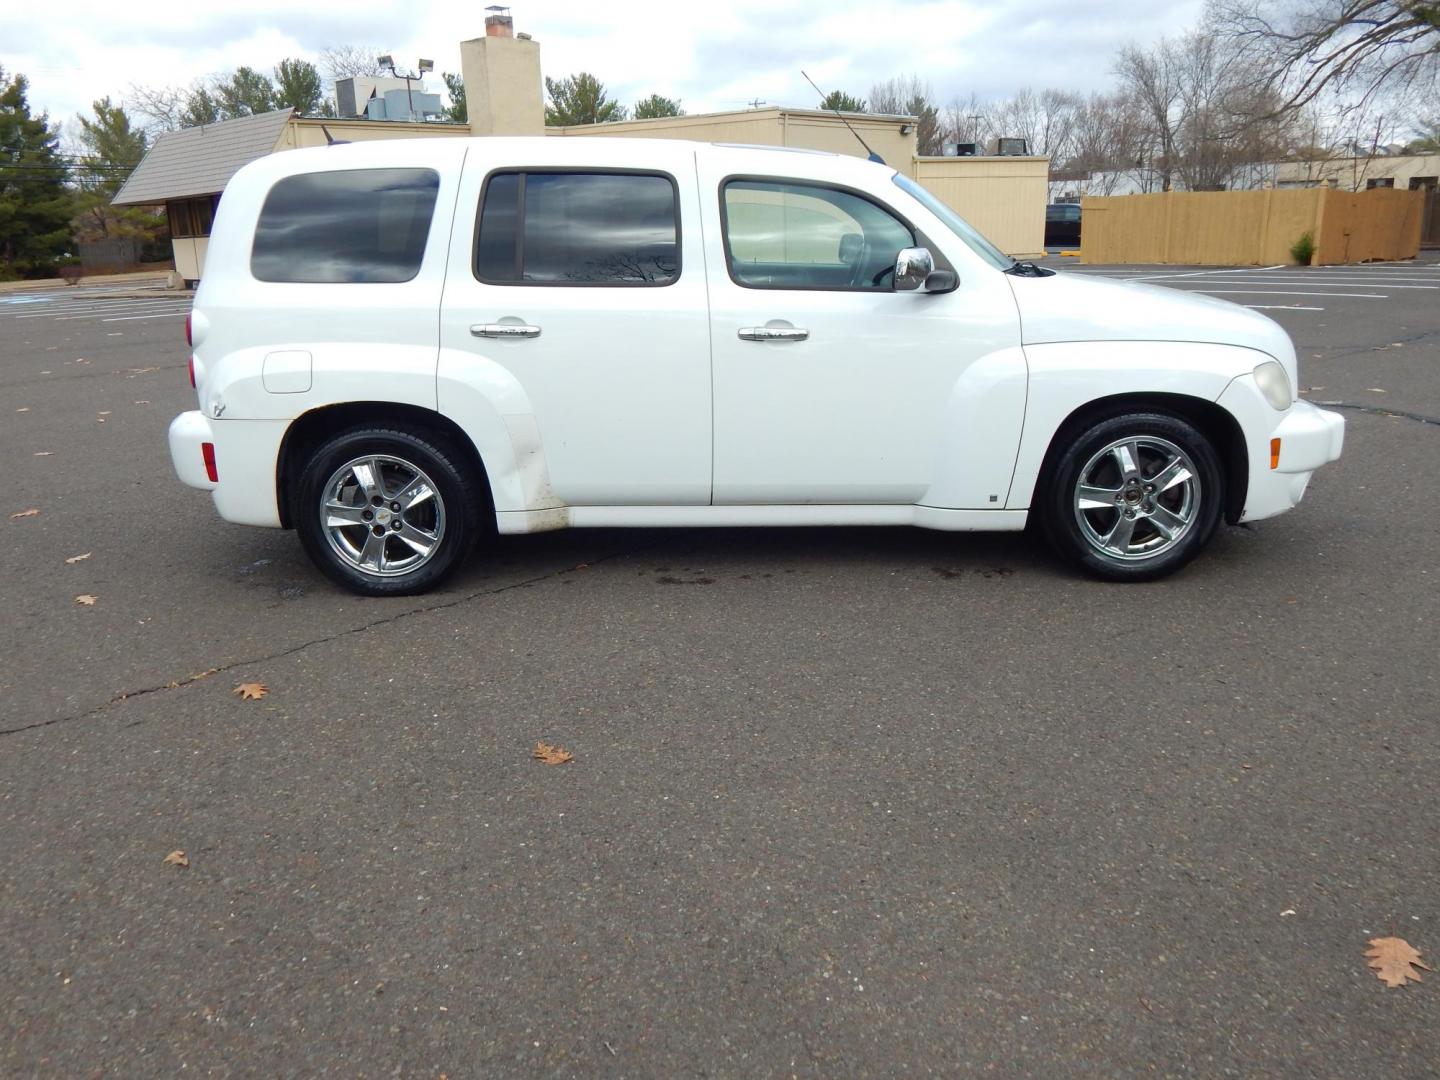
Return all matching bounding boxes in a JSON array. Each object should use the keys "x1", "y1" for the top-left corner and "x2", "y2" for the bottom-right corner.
[
  {"x1": 1039, "y1": 411, "x2": 1223, "y2": 581},
  {"x1": 294, "y1": 426, "x2": 484, "y2": 596}
]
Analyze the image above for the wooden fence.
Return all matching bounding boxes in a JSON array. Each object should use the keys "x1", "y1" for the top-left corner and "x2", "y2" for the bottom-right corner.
[{"x1": 1080, "y1": 187, "x2": 1425, "y2": 265}]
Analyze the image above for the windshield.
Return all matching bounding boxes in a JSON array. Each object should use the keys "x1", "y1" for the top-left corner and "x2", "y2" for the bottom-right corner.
[{"x1": 891, "y1": 173, "x2": 1014, "y2": 271}]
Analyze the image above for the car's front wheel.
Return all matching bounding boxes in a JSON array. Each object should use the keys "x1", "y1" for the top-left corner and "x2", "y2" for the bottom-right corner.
[
  {"x1": 1039, "y1": 411, "x2": 1223, "y2": 581},
  {"x1": 294, "y1": 426, "x2": 484, "y2": 596}
]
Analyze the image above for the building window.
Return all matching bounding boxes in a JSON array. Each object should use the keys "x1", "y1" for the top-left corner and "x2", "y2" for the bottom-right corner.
[
  {"x1": 722, "y1": 179, "x2": 914, "y2": 290},
  {"x1": 474, "y1": 171, "x2": 680, "y2": 286},
  {"x1": 1365, "y1": 177, "x2": 1395, "y2": 189},
  {"x1": 250, "y1": 168, "x2": 440, "y2": 284},
  {"x1": 1409, "y1": 176, "x2": 1437, "y2": 192},
  {"x1": 166, "y1": 195, "x2": 220, "y2": 239}
]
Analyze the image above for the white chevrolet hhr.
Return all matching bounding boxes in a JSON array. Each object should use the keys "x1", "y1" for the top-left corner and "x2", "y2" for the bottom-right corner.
[{"x1": 170, "y1": 137, "x2": 1344, "y2": 595}]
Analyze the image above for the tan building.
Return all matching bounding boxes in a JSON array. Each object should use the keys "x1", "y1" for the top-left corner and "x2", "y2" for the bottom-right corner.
[{"x1": 115, "y1": 11, "x2": 1048, "y2": 279}]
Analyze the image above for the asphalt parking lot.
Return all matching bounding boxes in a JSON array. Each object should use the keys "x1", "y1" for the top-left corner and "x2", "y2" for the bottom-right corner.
[{"x1": 3, "y1": 262, "x2": 1438, "y2": 1076}]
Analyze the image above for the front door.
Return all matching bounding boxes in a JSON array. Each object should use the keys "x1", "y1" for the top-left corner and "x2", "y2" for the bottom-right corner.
[
  {"x1": 696, "y1": 165, "x2": 1020, "y2": 505},
  {"x1": 440, "y1": 146, "x2": 712, "y2": 505}
]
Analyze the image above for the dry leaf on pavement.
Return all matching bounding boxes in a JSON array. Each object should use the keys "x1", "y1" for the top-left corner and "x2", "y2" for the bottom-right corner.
[
  {"x1": 533, "y1": 741, "x2": 574, "y2": 765},
  {"x1": 1366, "y1": 937, "x2": 1429, "y2": 988},
  {"x1": 163, "y1": 850, "x2": 189, "y2": 868},
  {"x1": 233, "y1": 682, "x2": 268, "y2": 701},
  {"x1": 15, "y1": 407, "x2": 29, "y2": 413},
  {"x1": 65, "y1": 553, "x2": 91, "y2": 564},
  {"x1": 10, "y1": 508, "x2": 39, "y2": 519},
  {"x1": 75, "y1": 594, "x2": 97, "y2": 606},
  {"x1": 34, "y1": 451, "x2": 53, "y2": 457}
]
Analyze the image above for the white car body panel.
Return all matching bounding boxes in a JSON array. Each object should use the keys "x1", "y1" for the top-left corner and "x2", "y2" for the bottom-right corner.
[{"x1": 166, "y1": 135, "x2": 1344, "y2": 565}]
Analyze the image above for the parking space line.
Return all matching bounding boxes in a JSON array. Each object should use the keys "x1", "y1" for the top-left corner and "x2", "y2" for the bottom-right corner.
[
  {"x1": 52, "y1": 305, "x2": 193, "y2": 321},
  {"x1": 10, "y1": 301, "x2": 188, "y2": 319},
  {"x1": 1244, "y1": 304, "x2": 1325, "y2": 311},
  {"x1": 1167, "y1": 288, "x2": 1386, "y2": 299},
  {"x1": 100, "y1": 312, "x2": 189, "y2": 322}
]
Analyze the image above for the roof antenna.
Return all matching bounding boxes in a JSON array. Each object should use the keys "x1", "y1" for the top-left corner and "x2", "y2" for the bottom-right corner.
[
  {"x1": 320, "y1": 124, "x2": 349, "y2": 146},
  {"x1": 801, "y1": 70, "x2": 884, "y2": 165}
]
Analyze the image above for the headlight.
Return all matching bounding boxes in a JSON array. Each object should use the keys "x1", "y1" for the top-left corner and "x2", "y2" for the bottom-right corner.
[{"x1": 1253, "y1": 361, "x2": 1292, "y2": 410}]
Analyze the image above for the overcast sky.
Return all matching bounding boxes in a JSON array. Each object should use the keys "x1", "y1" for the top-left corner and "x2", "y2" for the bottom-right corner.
[{"x1": 4, "y1": 0, "x2": 1204, "y2": 132}]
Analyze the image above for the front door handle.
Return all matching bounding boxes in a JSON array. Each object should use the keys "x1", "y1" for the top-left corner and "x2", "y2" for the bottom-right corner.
[
  {"x1": 472, "y1": 323, "x2": 541, "y2": 339},
  {"x1": 738, "y1": 326, "x2": 809, "y2": 342}
]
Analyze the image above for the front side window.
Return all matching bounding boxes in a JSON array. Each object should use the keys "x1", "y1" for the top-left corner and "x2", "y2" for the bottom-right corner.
[
  {"x1": 475, "y1": 171, "x2": 679, "y2": 285},
  {"x1": 722, "y1": 179, "x2": 914, "y2": 290},
  {"x1": 251, "y1": 168, "x2": 439, "y2": 284}
]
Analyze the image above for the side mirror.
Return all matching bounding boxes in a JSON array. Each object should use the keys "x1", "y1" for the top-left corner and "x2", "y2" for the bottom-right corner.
[{"x1": 892, "y1": 246, "x2": 934, "y2": 291}]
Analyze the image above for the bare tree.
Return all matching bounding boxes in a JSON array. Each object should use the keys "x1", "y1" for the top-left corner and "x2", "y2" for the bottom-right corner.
[
  {"x1": 942, "y1": 92, "x2": 994, "y2": 151},
  {"x1": 126, "y1": 82, "x2": 187, "y2": 133},
  {"x1": 319, "y1": 46, "x2": 389, "y2": 82},
  {"x1": 870, "y1": 75, "x2": 944, "y2": 154},
  {"x1": 1210, "y1": 0, "x2": 1439, "y2": 114},
  {"x1": 1063, "y1": 93, "x2": 1149, "y2": 193},
  {"x1": 989, "y1": 87, "x2": 1081, "y2": 159}
]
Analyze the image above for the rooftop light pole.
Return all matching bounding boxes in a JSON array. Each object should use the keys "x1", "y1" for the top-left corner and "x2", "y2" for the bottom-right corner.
[{"x1": 377, "y1": 55, "x2": 435, "y2": 121}]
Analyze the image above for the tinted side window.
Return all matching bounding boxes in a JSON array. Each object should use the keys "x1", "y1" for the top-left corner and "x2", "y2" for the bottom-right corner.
[
  {"x1": 475, "y1": 171, "x2": 679, "y2": 285},
  {"x1": 722, "y1": 180, "x2": 914, "y2": 290},
  {"x1": 251, "y1": 168, "x2": 439, "y2": 284}
]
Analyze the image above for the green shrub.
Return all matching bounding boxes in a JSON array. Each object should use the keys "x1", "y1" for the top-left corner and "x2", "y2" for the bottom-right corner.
[{"x1": 1290, "y1": 231, "x2": 1315, "y2": 266}]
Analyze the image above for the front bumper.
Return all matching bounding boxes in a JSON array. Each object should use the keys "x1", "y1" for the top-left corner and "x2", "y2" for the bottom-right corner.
[
  {"x1": 168, "y1": 410, "x2": 288, "y2": 527},
  {"x1": 1217, "y1": 381, "x2": 1345, "y2": 522}
]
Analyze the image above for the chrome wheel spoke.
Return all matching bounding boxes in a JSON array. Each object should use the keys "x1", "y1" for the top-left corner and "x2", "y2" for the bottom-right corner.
[
  {"x1": 357, "y1": 529, "x2": 388, "y2": 572},
  {"x1": 324, "y1": 501, "x2": 369, "y2": 528},
  {"x1": 1077, "y1": 484, "x2": 1121, "y2": 511},
  {"x1": 1149, "y1": 502, "x2": 1189, "y2": 539},
  {"x1": 1103, "y1": 513, "x2": 1137, "y2": 554},
  {"x1": 351, "y1": 460, "x2": 382, "y2": 501},
  {"x1": 1150, "y1": 456, "x2": 1192, "y2": 494},
  {"x1": 398, "y1": 480, "x2": 436, "y2": 511},
  {"x1": 396, "y1": 521, "x2": 438, "y2": 556},
  {"x1": 1111, "y1": 441, "x2": 1140, "y2": 480}
]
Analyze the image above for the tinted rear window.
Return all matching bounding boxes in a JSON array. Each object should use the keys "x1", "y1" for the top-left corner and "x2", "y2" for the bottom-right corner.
[
  {"x1": 475, "y1": 171, "x2": 679, "y2": 285},
  {"x1": 251, "y1": 168, "x2": 440, "y2": 283}
]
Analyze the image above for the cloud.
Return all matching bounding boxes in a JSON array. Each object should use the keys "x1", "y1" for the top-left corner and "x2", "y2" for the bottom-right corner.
[{"x1": 3, "y1": 0, "x2": 1203, "y2": 128}]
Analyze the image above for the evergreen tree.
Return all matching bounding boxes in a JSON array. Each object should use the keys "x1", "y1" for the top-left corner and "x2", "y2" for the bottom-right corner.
[
  {"x1": 632, "y1": 94, "x2": 683, "y2": 119},
  {"x1": 273, "y1": 59, "x2": 324, "y2": 114},
  {"x1": 215, "y1": 67, "x2": 277, "y2": 117},
  {"x1": 544, "y1": 73, "x2": 627, "y2": 126},
  {"x1": 819, "y1": 90, "x2": 866, "y2": 113},
  {"x1": 443, "y1": 72, "x2": 467, "y2": 123},
  {"x1": 73, "y1": 97, "x2": 158, "y2": 243},
  {"x1": 0, "y1": 67, "x2": 73, "y2": 277}
]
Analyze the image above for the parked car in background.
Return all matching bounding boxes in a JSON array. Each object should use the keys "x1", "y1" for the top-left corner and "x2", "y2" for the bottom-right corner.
[
  {"x1": 1046, "y1": 202, "x2": 1082, "y2": 246},
  {"x1": 169, "y1": 138, "x2": 1344, "y2": 595}
]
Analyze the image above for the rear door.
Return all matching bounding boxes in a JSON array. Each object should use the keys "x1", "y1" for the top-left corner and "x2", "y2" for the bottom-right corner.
[{"x1": 439, "y1": 143, "x2": 712, "y2": 505}]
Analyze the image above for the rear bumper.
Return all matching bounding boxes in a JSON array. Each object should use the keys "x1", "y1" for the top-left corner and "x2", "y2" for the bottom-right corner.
[
  {"x1": 1217, "y1": 380, "x2": 1345, "y2": 522},
  {"x1": 168, "y1": 410, "x2": 287, "y2": 527}
]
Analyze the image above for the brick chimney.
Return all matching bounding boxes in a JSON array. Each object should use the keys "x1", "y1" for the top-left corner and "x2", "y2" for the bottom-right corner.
[
  {"x1": 461, "y1": 8, "x2": 543, "y2": 135},
  {"x1": 485, "y1": 5, "x2": 514, "y2": 37}
]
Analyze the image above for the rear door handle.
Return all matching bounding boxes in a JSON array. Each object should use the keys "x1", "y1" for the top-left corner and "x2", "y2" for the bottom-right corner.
[
  {"x1": 738, "y1": 326, "x2": 809, "y2": 342},
  {"x1": 472, "y1": 323, "x2": 541, "y2": 339}
]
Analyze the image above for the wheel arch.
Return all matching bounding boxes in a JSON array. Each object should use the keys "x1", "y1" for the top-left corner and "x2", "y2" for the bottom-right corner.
[
  {"x1": 1032, "y1": 393, "x2": 1248, "y2": 525},
  {"x1": 275, "y1": 402, "x2": 495, "y2": 530}
]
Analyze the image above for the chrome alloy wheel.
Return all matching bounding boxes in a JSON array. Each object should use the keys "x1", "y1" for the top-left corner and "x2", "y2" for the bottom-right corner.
[
  {"x1": 1073, "y1": 436, "x2": 1199, "y2": 561},
  {"x1": 319, "y1": 454, "x2": 446, "y2": 578}
]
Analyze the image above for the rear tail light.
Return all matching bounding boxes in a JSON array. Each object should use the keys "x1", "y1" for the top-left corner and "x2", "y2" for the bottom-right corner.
[
  {"x1": 188, "y1": 355, "x2": 196, "y2": 388},
  {"x1": 201, "y1": 442, "x2": 218, "y2": 483},
  {"x1": 185, "y1": 312, "x2": 192, "y2": 347}
]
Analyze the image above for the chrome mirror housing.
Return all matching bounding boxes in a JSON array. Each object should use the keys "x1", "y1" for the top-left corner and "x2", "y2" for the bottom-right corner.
[{"x1": 893, "y1": 247, "x2": 935, "y2": 291}]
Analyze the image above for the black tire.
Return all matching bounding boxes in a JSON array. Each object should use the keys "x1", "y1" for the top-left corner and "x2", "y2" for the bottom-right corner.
[
  {"x1": 1038, "y1": 411, "x2": 1223, "y2": 582},
  {"x1": 293, "y1": 425, "x2": 486, "y2": 597}
]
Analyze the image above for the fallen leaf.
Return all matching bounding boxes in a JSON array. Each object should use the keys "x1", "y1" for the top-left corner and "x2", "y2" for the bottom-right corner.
[
  {"x1": 75, "y1": 594, "x2": 97, "y2": 606},
  {"x1": 133, "y1": 400, "x2": 150, "y2": 405},
  {"x1": 533, "y1": 741, "x2": 574, "y2": 766},
  {"x1": 15, "y1": 407, "x2": 29, "y2": 412},
  {"x1": 65, "y1": 552, "x2": 91, "y2": 564},
  {"x1": 1365, "y1": 387, "x2": 1387, "y2": 393},
  {"x1": 233, "y1": 682, "x2": 268, "y2": 701},
  {"x1": 1280, "y1": 909, "x2": 1296, "y2": 917},
  {"x1": 163, "y1": 850, "x2": 189, "y2": 868},
  {"x1": 97, "y1": 410, "x2": 112, "y2": 416},
  {"x1": 34, "y1": 451, "x2": 53, "y2": 457},
  {"x1": 96, "y1": 417, "x2": 106, "y2": 424},
  {"x1": 1366, "y1": 937, "x2": 1429, "y2": 988},
  {"x1": 10, "y1": 508, "x2": 40, "y2": 519}
]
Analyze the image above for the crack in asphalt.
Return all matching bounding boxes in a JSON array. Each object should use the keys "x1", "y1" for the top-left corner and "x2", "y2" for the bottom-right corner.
[
  {"x1": 0, "y1": 547, "x2": 639, "y2": 739},
  {"x1": 1313, "y1": 401, "x2": 1440, "y2": 427}
]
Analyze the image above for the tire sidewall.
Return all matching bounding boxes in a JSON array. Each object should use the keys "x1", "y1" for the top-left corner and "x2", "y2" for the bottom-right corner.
[
  {"x1": 1042, "y1": 412, "x2": 1223, "y2": 582},
  {"x1": 295, "y1": 427, "x2": 481, "y2": 596}
]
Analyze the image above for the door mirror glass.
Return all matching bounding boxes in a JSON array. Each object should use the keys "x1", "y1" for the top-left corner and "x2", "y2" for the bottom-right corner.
[{"x1": 893, "y1": 246, "x2": 934, "y2": 291}]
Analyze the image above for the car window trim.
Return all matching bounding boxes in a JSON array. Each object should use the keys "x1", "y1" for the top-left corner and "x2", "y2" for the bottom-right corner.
[
  {"x1": 718, "y1": 173, "x2": 942, "y2": 294},
  {"x1": 471, "y1": 166, "x2": 683, "y2": 288}
]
